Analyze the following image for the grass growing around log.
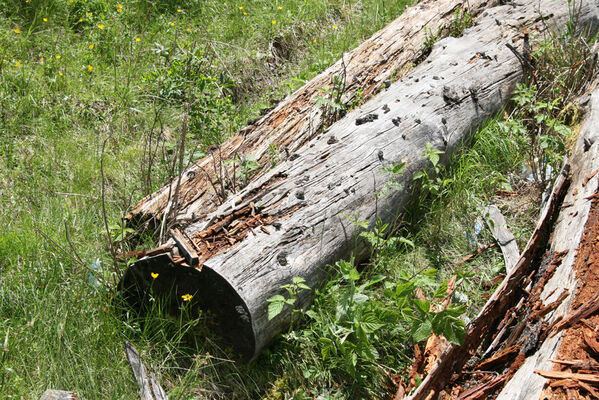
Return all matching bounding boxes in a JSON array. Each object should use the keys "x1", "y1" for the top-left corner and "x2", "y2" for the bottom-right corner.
[{"x1": 0, "y1": 0, "x2": 596, "y2": 399}]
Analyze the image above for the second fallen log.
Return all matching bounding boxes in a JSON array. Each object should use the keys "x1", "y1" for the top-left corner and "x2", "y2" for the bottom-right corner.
[{"x1": 120, "y1": 0, "x2": 596, "y2": 361}]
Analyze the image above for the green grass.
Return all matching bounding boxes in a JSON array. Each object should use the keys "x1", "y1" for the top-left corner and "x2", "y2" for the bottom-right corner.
[{"x1": 0, "y1": 0, "x2": 593, "y2": 398}]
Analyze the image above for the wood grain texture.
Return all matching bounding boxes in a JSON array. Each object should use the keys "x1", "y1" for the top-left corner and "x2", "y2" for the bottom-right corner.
[
  {"x1": 122, "y1": 0, "x2": 599, "y2": 362},
  {"x1": 125, "y1": 0, "x2": 500, "y2": 226}
]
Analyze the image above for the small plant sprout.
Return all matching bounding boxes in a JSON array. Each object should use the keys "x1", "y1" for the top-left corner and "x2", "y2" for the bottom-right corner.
[{"x1": 266, "y1": 277, "x2": 311, "y2": 323}]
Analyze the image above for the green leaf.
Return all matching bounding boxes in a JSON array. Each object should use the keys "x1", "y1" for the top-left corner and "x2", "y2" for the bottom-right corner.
[
  {"x1": 353, "y1": 293, "x2": 369, "y2": 304},
  {"x1": 412, "y1": 319, "x2": 432, "y2": 343},
  {"x1": 348, "y1": 268, "x2": 360, "y2": 281},
  {"x1": 432, "y1": 312, "x2": 466, "y2": 345},
  {"x1": 267, "y1": 301, "x2": 284, "y2": 320},
  {"x1": 267, "y1": 294, "x2": 285, "y2": 303},
  {"x1": 360, "y1": 316, "x2": 385, "y2": 333},
  {"x1": 413, "y1": 299, "x2": 430, "y2": 314}
]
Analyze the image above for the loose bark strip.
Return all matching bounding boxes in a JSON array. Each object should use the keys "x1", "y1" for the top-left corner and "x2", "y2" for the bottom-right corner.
[
  {"x1": 583, "y1": 327, "x2": 599, "y2": 355},
  {"x1": 125, "y1": 0, "x2": 500, "y2": 227},
  {"x1": 549, "y1": 359, "x2": 599, "y2": 370},
  {"x1": 483, "y1": 205, "x2": 520, "y2": 273},
  {"x1": 476, "y1": 345, "x2": 521, "y2": 371},
  {"x1": 549, "y1": 291, "x2": 599, "y2": 337},
  {"x1": 456, "y1": 374, "x2": 507, "y2": 400},
  {"x1": 534, "y1": 370, "x2": 599, "y2": 384},
  {"x1": 123, "y1": 0, "x2": 598, "y2": 363}
]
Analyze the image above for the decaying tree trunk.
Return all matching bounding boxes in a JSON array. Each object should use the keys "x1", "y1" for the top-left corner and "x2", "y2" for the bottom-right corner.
[
  {"x1": 403, "y1": 80, "x2": 599, "y2": 400},
  {"x1": 125, "y1": 0, "x2": 499, "y2": 227},
  {"x1": 120, "y1": 0, "x2": 599, "y2": 361}
]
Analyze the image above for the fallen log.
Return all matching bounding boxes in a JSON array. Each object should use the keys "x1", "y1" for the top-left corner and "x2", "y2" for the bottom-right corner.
[
  {"x1": 121, "y1": 0, "x2": 597, "y2": 362},
  {"x1": 125, "y1": 0, "x2": 499, "y2": 227}
]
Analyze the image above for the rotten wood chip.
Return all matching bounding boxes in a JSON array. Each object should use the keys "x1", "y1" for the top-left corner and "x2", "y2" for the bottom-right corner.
[{"x1": 534, "y1": 369, "x2": 599, "y2": 384}]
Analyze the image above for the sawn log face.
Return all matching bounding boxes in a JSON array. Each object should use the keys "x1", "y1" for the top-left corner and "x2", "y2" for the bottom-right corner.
[{"x1": 121, "y1": 0, "x2": 599, "y2": 361}]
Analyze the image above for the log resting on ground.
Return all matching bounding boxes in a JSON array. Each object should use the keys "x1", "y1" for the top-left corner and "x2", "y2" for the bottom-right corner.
[
  {"x1": 120, "y1": 0, "x2": 599, "y2": 361},
  {"x1": 124, "y1": 0, "x2": 499, "y2": 226}
]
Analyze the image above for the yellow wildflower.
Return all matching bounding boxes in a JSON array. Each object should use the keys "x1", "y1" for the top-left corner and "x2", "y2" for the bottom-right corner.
[
  {"x1": 43, "y1": 18, "x2": 48, "y2": 22},
  {"x1": 186, "y1": 28, "x2": 191, "y2": 33},
  {"x1": 117, "y1": 4, "x2": 123, "y2": 12},
  {"x1": 331, "y1": 25, "x2": 338, "y2": 29},
  {"x1": 56, "y1": 55, "x2": 61, "y2": 59},
  {"x1": 151, "y1": 272, "x2": 159, "y2": 279},
  {"x1": 97, "y1": 23, "x2": 105, "y2": 29},
  {"x1": 40, "y1": 57, "x2": 44, "y2": 63},
  {"x1": 87, "y1": 65, "x2": 93, "y2": 71},
  {"x1": 88, "y1": 12, "x2": 93, "y2": 16},
  {"x1": 243, "y1": 11, "x2": 247, "y2": 15},
  {"x1": 272, "y1": 20, "x2": 276, "y2": 24},
  {"x1": 88, "y1": 44, "x2": 94, "y2": 49},
  {"x1": 277, "y1": 6, "x2": 282, "y2": 9},
  {"x1": 14, "y1": 28, "x2": 20, "y2": 34},
  {"x1": 14, "y1": 61, "x2": 21, "y2": 67},
  {"x1": 181, "y1": 294, "x2": 193, "y2": 302},
  {"x1": 169, "y1": 22, "x2": 175, "y2": 27},
  {"x1": 135, "y1": 37, "x2": 141, "y2": 42},
  {"x1": 239, "y1": 5, "x2": 243, "y2": 10},
  {"x1": 78, "y1": 18, "x2": 83, "y2": 22},
  {"x1": 313, "y1": 39, "x2": 317, "y2": 43},
  {"x1": 177, "y1": 8, "x2": 182, "y2": 12},
  {"x1": 59, "y1": 72, "x2": 63, "y2": 76}
]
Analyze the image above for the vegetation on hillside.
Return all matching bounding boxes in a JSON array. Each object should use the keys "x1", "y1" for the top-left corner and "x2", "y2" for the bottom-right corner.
[{"x1": 0, "y1": 0, "x2": 595, "y2": 399}]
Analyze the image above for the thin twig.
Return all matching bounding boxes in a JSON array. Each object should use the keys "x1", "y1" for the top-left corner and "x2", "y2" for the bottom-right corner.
[
  {"x1": 100, "y1": 138, "x2": 121, "y2": 285},
  {"x1": 33, "y1": 225, "x2": 84, "y2": 269}
]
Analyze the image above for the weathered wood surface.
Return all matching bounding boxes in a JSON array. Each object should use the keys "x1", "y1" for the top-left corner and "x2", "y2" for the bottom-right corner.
[
  {"x1": 121, "y1": 0, "x2": 599, "y2": 362},
  {"x1": 484, "y1": 205, "x2": 519, "y2": 273},
  {"x1": 125, "y1": 342, "x2": 167, "y2": 400},
  {"x1": 125, "y1": 0, "x2": 499, "y2": 227},
  {"x1": 39, "y1": 390, "x2": 78, "y2": 400},
  {"x1": 492, "y1": 85, "x2": 599, "y2": 400}
]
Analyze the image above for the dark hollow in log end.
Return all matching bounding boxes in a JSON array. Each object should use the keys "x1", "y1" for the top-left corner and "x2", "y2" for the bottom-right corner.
[{"x1": 119, "y1": 254, "x2": 255, "y2": 360}]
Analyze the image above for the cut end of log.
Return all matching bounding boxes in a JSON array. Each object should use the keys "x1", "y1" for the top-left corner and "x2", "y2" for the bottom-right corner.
[{"x1": 119, "y1": 254, "x2": 255, "y2": 360}]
